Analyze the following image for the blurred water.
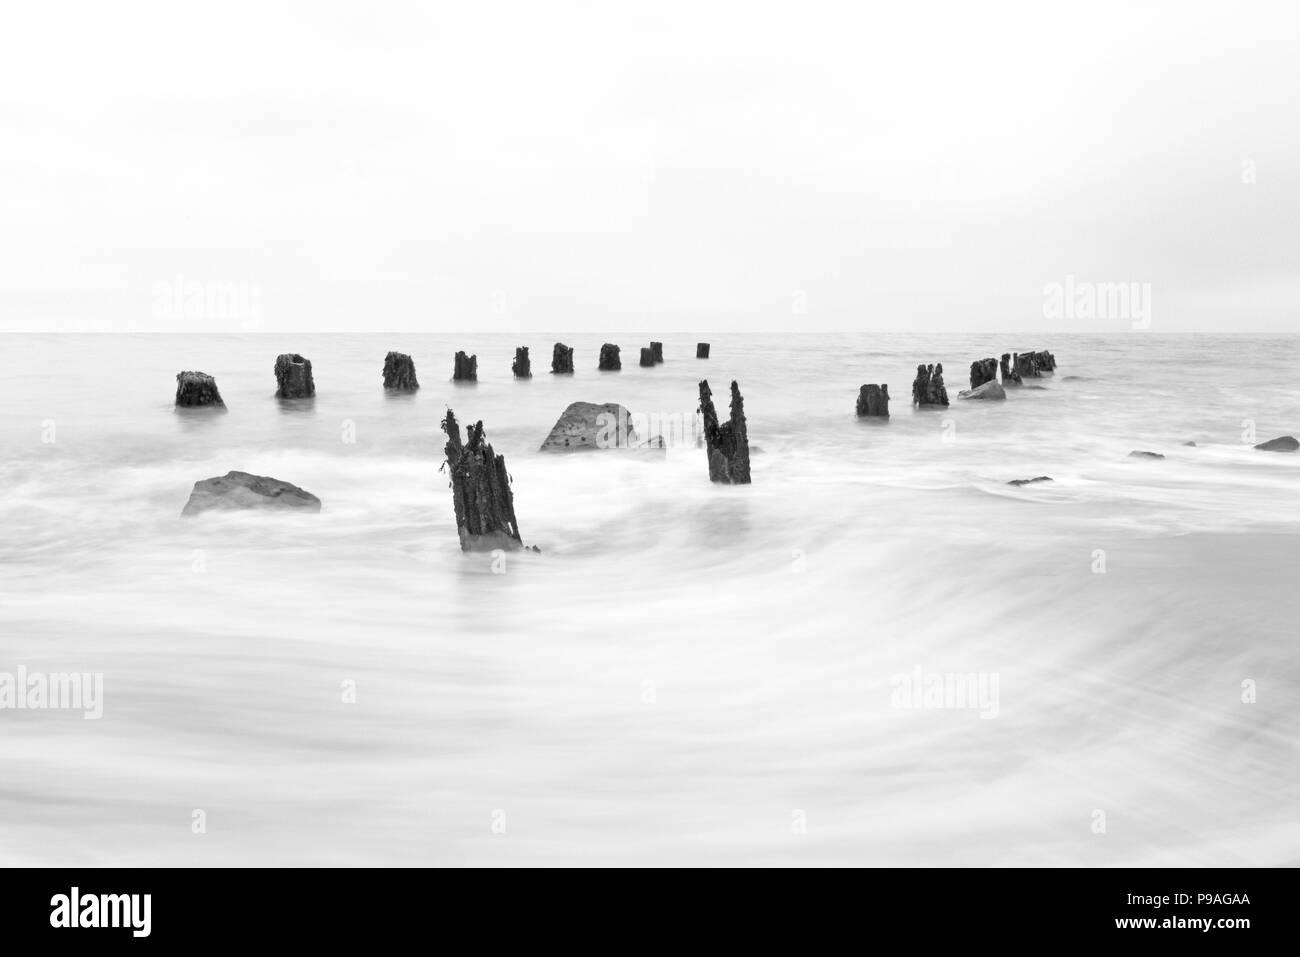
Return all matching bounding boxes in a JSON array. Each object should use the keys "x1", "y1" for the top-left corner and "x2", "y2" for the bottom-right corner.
[{"x1": 0, "y1": 333, "x2": 1297, "y2": 865}]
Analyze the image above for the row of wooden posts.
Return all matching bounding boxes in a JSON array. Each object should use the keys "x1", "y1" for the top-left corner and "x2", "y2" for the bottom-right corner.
[
  {"x1": 855, "y1": 349, "x2": 1058, "y2": 417},
  {"x1": 174, "y1": 342, "x2": 715, "y2": 406}
]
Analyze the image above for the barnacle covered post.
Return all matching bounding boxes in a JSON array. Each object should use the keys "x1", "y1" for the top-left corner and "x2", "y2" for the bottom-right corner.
[
  {"x1": 441, "y1": 409, "x2": 524, "y2": 552},
  {"x1": 698, "y1": 379, "x2": 751, "y2": 484}
]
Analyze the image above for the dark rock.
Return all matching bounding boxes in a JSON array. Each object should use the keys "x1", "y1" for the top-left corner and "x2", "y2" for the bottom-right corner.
[
  {"x1": 1000, "y1": 353, "x2": 1022, "y2": 385},
  {"x1": 441, "y1": 409, "x2": 523, "y2": 552},
  {"x1": 912, "y1": 363, "x2": 949, "y2": 406},
  {"x1": 1008, "y1": 476, "x2": 1052, "y2": 486},
  {"x1": 452, "y1": 351, "x2": 477, "y2": 381},
  {"x1": 969, "y1": 358, "x2": 998, "y2": 389},
  {"x1": 639, "y1": 347, "x2": 655, "y2": 367},
  {"x1": 698, "y1": 379, "x2": 751, "y2": 484},
  {"x1": 696, "y1": 342, "x2": 710, "y2": 359},
  {"x1": 650, "y1": 341, "x2": 664, "y2": 363},
  {"x1": 382, "y1": 352, "x2": 419, "y2": 391},
  {"x1": 181, "y1": 471, "x2": 320, "y2": 516},
  {"x1": 1129, "y1": 451, "x2": 1165, "y2": 459},
  {"x1": 856, "y1": 383, "x2": 890, "y2": 417},
  {"x1": 958, "y1": 380, "x2": 1007, "y2": 400},
  {"x1": 539, "y1": 402, "x2": 639, "y2": 451},
  {"x1": 598, "y1": 343, "x2": 621, "y2": 371},
  {"x1": 1183, "y1": 441, "x2": 1197, "y2": 447},
  {"x1": 1255, "y1": 435, "x2": 1299, "y2": 452},
  {"x1": 274, "y1": 353, "x2": 315, "y2": 398},
  {"x1": 175, "y1": 371, "x2": 225, "y2": 408},
  {"x1": 512, "y1": 346, "x2": 531, "y2": 378},
  {"x1": 551, "y1": 342, "x2": 574, "y2": 374}
]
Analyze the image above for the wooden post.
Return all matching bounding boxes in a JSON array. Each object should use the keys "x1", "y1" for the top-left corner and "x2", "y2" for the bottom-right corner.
[
  {"x1": 911, "y1": 363, "x2": 949, "y2": 406},
  {"x1": 856, "y1": 383, "x2": 889, "y2": 417},
  {"x1": 512, "y1": 346, "x2": 531, "y2": 378},
  {"x1": 175, "y1": 371, "x2": 225, "y2": 407},
  {"x1": 383, "y1": 352, "x2": 419, "y2": 391},
  {"x1": 696, "y1": 342, "x2": 710, "y2": 358},
  {"x1": 551, "y1": 342, "x2": 574, "y2": 374},
  {"x1": 598, "y1": 343, "x2": 621, "y2": 370},
  {"x1": 453, "y1": 351, "x2": 477, "y2": 381},
  {"x1": 274, "y1": 354, "x2": 315, "y2": 398},
  {"x1": 441, "y1": 409, "x2": 525, "y2": 552},
  {"x1": 698, "y1": 379, "x2": 752, "y2": 484}
]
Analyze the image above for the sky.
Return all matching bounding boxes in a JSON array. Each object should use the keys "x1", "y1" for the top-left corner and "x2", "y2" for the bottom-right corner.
[{"x1": 1, "y1": 0, "x2": 1297, "y2": 333}]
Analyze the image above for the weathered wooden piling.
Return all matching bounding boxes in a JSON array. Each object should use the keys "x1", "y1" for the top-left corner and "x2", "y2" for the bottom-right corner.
[
  {"x1": 650, "y1": 341, "x2": 664, "y2": 363},
  {"x1": 598, "y1": 343, "x2": 621, "y2": 371},
  {"x1": 1012, "y1": 350, "x2": 1056, "y2": 379},
  {"x1": 382, "y1": 351, "x2": 419, "y2": 391},
  {"x1": 453, "y1": 351, "x2": 477, "y2": 381},
  {"x1": 274, "y1": 353, "x2": 315, "y2": 398},
  {"x1": 856, "y1": 384, "x2": 890, "y2": 417},
  {"x1": 1000, "y1": 353, "x2": 1022, "y2": 385},
  {"x1": 969, "y1": 358, "x2": 998, "y2": 389},
  {"x1": 441, "y1": 409, "x2": 524, "y2": 552},
  {"x1": 175, "y1": 371, "x2": 225, "y2": 407},
  {"x1": 696, "y1": 342, "x2": 710, "y2": 359},
  {"x1": 912, "y1": 363, "x2": 949, "y2": 406},
  {"x1": 551, "y1": 342, "x2": 574, "y2": 374},
  {"x1": 512, "y1": 346, "x2": 531, "y2": 378},
  {"x1": 639, "y1": 347, "x2": 655, "y2": 367},
  {"x1": 698, "y1": 379, "x2": 751, "y2": 484}
]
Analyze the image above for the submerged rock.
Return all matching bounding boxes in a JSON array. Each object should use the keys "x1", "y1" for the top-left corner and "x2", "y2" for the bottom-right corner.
[
  {"x1": 383, "y1": 352, "x2": 419, "y2": 391},
  {"x1": 1129, "y1": 450, "x2": 1165, "y2": 459},
  {"x1": 856, "y1": 383, "x2": 890, "y2": 417},
  {"x1": 540, "y1": 401, "x2": 638, "y2": 451},
  {"x1": 958, "y1": 380, "x2": 1007, "y2": 400},
  {"x1": 912, "y1": 363, "x2": 949, "y2": 406},
  {"x1": 274, "y1": 353, "x2": 315, "y2": 398},
  {"x1": 1183, "y1": 441, "x2": 1198, "y2": 447},
  {"x1": 175, "y1": 371, "x2": 225, "y2": 408},
  {"x1": 1008, "y1": 476, "x2": 1052, "y2": 486},
  {"x1": 699, "y1": 379, "x2": 751, "y2": 484},
  {"x1": 181, "y1": 471, "x2": 321, "y2": 516},
  {"x1": 442, "y1": 409, "x2": 525, "y2": 552},
  {"x1": 551, "y1": 342, "x2": 574, "y2": 374},
  {"x1": 1255, "y1": 435, "x2": 1298, "y2": 452}
]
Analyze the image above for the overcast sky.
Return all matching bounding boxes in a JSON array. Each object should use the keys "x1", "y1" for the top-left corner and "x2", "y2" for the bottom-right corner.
[{"x1": 2, "y1": 0, "x2": 1297, "y2": 333}]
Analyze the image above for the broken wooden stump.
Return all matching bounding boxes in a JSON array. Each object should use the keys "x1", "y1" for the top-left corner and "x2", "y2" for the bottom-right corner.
[
  {"x1": 698, "y1": 379, "x2": 751, "y2": 484},
  {"x1": 382, "y1": 351, "x2": 419, "y2": 391},
  {"x1": 452, "y1": 351, "x2": 477, "y2": 381},
  {"x1": 274, "y1": 353, "x2": 315, "y2": 398},
  {"x1": 598, "y1": 343, "x2": 621, "y2": 371},
  {"x1": 696, "y1": 342, "x2": 710, "y2": 359},
  {"x1": 1000, "y1": 353, "x2": 1022, "y2": 385},
  {"x1": 551, "y1": 342, "x2": 574, "y2": 374},
  {"x1": 175, "y1": 371, "x2": 225, "y2": 408},
  {"x1": 855, "y1": 384, "x2": 890, "y2": 417},
  {"x1": 1012, "y1": 350, "x2": 1055, "y2": 379},
  {"x1": 441, "y1": 408, "x2": 525, "y2": 552},
  {"x1": 969, "y1": 358, "x2": 998, "y2": 389},
  {"x1": 639, "y1": 347, "x2": 655, "y2": 367},
  {"x1": 512, "y1": 346, "x2": 531, "y2": 378},
  {"x1": 911, "y1": 363, "x2": 949, "y2": 406},
  {"x1": 650, "y1": 341, "x2": 664, "y2": 363}
]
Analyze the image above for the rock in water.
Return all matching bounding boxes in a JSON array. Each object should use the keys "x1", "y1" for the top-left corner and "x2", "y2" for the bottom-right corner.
[
  {"x1": 650, "y1": 341, "x2": 664, "y2": 363},
  {"x1": 382, "y1": 352, "x2": 419, "y2": 391},
  {"x1": 696, "y1": 342, "x2": 710, "y2": 359},
  {"x1": 175, "y1": 371, "x2": 225, "y2": 408},
  {"x1": 1008, "y1": 476, "x2": 1053, "y2": 486},
  {"x1": 912, "y1": 363, "x2": 949, "y2": 406},
  {"x1": 441, "y1": 409, "x2": 524, "y2": 552},
  {"x1": 598, "y1": 343, "x2": 621, "y2": 371},
  {"x1": 1255, "y1": 435, "x2": 1299, "y2": 452},
  {"x1": 639, "y1": 347, "x2": 655, "y2": 367},
  {"x1": 969, "y1": 358, "x2": 998, "y2": 389},
  {"x1": 856, "y1": 383, "x2": 890, "y2": 417},
  {"x1": 181, "y1": 471, "x2": 321, "y2": 516},
  {"x1": 1129, "y1": 450, "x2": 1165, "y2": 459},
  {"x1": 1000, "y1": 353, "x2": 1022, "y2": 385},
  {"x1": 539, "y1": 402, "x2": 638, "y2": 451},
  {"x1": 274, "y1": 353, "x2": 315, "y2": 398},
  {"x1": 698, "y1": 379, "x2": 751, "y2": 484},
  {"x1": 452, "y1": 351, "x2": 477, "y2": 381},
  {"x1": 958, "y1": 380, "x2": 1007, "y2": 400},
  {"x1": 512, "y1": 346, "x2": 531, "y2": 378},
  {"x1": 551, "y1": 342, "x2": 574, "y2": 374}
]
